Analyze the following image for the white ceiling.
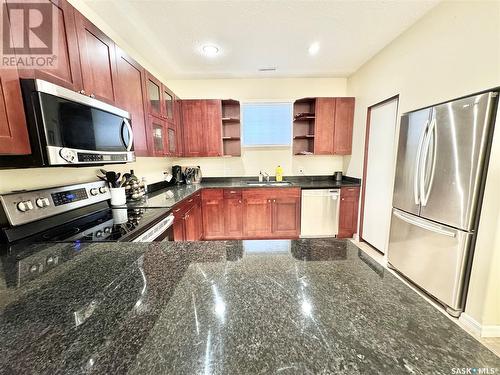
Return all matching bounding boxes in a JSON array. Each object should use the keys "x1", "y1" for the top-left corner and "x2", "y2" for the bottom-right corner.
[{"x1": 82, "y1": 0, "x2": 439, "y2": 79}]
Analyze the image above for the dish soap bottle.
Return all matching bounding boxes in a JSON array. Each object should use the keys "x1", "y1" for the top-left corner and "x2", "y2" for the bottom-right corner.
[{"x1": 276, "y1": 165, "x2": 283, "y2": 182}]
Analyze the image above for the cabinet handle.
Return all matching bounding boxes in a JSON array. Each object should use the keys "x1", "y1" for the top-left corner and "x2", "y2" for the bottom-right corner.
[
  {"x1": 174, "y1": 208, "x2": 181, "y2": 212},
  {"x1": 239, "y1": 200, "x2": 241, "y2": 204},
  {"x1": 273, "y1": 199, "x2": 276, "y2": 202},
  {"x1": 342, "y1": 198, "x2": 345, "y2": 201},
  {"x1": 188, "y1": 199, "x2": 193, "y2": 203}
]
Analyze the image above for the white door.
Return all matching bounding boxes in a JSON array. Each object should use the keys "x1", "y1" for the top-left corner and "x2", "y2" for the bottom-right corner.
[{"x1": 362, "y1": 98, "x2": 399, "y2": 253}]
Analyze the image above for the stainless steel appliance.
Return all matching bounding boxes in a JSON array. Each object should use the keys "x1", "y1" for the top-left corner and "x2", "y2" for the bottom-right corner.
[
  {"x1": 388, "y1": 91, "x2": 498, "y2": 316},
  {"x1": 0, "y1": 79, "x2": 135, "y2": 168},
  {"x1": 300, "y1": 189, "x2": 340, "y2": 237},
  {"x1": 183, "y1": 166, "x2": 202, "y2": 184},
  {"x1": 172, "y1": 165, "x2": 183, "y2": 184},
  {"x1": 0, "y1": 182, "x2": 174, "y2": 249}
]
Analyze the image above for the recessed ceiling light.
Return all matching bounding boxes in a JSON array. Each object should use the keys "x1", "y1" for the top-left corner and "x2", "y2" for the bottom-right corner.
[
  {"x1": 201, "y1": 44, "x2": 220, "y2": 57},
  {"x1": 308, "y1": 42, "x2": 320, "y2": 56}
]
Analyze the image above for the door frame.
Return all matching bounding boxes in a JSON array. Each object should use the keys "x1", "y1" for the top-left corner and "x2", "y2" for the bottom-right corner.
[{"x1": 359, "y1": 95, "x2": 400, "y2": 247}]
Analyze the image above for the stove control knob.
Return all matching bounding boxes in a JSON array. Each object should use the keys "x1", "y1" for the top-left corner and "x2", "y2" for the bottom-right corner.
[
  {"x1": 25, "y1": 200, "x2": 34, "y2": 210},
  {"x1": 36, "y1": 198, "x2": 50, "y2": 208},
  {"x1": 95, "y1": 230, "x2": 103, "y2": 238},
  {"x1": 17, "y1": 200, "x2": 33, "y2": 212},
  {"x1": 90, "y1": 188, "x2": 99, "y2": 196},
  {"x1": 99, "y1": 187, "x2": 107, "y2": 194},
  {"x1": 17, "y1": 201, "x2": 28, "y2": 212},
  {"x1": 104, "y1": 227, "x2": 112, "y2": 233}
]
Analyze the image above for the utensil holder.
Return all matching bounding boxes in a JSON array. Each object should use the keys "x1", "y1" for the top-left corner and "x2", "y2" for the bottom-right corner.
[
  {"x1": 110, "y1": 187, "x2": 126, "y2": 206},
  {"x1": 112, "y1": 208, "x2": 128, "y2": 224}
]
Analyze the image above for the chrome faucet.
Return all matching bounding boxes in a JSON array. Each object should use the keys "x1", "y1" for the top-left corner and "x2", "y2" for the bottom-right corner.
[{"x1": 262, "y1": 171, "x2": 270, "y2": 182}]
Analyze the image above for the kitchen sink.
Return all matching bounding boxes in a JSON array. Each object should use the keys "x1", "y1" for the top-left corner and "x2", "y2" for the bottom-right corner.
[{"x1": 246, "y1": 181, "x2": 293, "y2": 187}]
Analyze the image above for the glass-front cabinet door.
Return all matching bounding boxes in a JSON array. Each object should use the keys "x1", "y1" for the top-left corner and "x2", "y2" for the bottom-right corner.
[
  {"x1": 147, "y1": 75, "x2": 162, "y2": 118},
  {"x1": 167, "y1": 126, "x2": 176, "y2": 155},
  {"x1": 149, "y1": 115, "x2": 166, "y2": 156},
  {"x1": 163, "y1": 88, "x2": 174, "y2": 121}
]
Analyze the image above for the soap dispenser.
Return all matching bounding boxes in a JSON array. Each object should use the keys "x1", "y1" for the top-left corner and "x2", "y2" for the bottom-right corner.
[{"x1": 276, "y1": 165, "x2": 283, "y2": 182}]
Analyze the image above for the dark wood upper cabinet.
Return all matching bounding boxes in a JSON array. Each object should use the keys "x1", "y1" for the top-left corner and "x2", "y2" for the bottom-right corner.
[
  {"x1": 181, "y1": 99, "x2": 222, "y2": 157},
  {"x1": 12, "y1": 0, "x2": 83, "y2": 91},
  {"x1": 163, "y1": 87, "x2": 174, "y2": 121},
  {"x1": 145, "y1": 73, "x2": 163, "y2": 118},
  {"x1": 74, "y1": 12, "x2": 118, "y2": 104},
  {"x1": 333, "y1": 98, "x2": 355, "y2": 155},
  {"x1": 314, "y1": 98, "x2": 336, "y2": 154},
  {"x1": 181, "y1": 100, "x2": 204, "y2": 157},
  {"x1": 338, "y1": 186, "x2": 360, "y2": 238},
  {"x1": 0, "y1": 67, "x2": 31, "y2": 155},
  {"x1": 115, "y1": 48, "x2": 149, "y2": 156},
  {"x1": 294, "y1": 97, "x2": 355, "y2": 156},
  {"x1": 205, "y1": 99, "x2": 223, "y2": 156},
  {"x1": 174, "y1": 96, "x2": 183, "y2": 157},
  {"x1": 147, "y1": 114, "x2": 167, "y2": 156}
]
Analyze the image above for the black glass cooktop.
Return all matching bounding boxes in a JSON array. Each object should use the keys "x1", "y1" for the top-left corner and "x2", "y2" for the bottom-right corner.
[{"x1": 42, "y1": 207, "x2": 168, "y2": 243}]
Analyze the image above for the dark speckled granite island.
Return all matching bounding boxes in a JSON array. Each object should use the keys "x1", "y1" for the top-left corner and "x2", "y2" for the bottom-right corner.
[{"x1": 0, "y1": 239, "x2": 498, "y2": 374}]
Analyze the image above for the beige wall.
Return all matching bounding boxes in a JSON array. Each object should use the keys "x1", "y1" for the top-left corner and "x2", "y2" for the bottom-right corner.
[
  {"x1": 68, "y1": 1, "x2": 348, "y2": 178},
  {"x1": 168, "y1": 78, "x2": 347, "y2": 177},
  {"x1": 346, "y1": 1, "x2": 500, "y2": 328},
  {"x1": 0, "y1": 158, "x2": 174, "y2": 194}
]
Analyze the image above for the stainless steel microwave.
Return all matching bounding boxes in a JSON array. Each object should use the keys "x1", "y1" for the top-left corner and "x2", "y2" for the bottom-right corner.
[{"x1": 1, "y1": 79, "x2": 135, "y2": 168}]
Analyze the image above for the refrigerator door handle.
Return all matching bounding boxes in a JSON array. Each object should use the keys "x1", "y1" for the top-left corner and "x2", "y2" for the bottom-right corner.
[
  {"x1": 414, "y1": 120, "x2": 429, "y2": 205},
  {"x1": 420, "y1": 117, "x2": 438, "y2": 206},
  {"x1": 393, "y1": 210, "x2": 456, "y2": 238}
]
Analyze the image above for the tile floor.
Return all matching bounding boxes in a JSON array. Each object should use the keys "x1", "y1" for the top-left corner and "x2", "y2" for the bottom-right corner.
[{"x1": 351, "y1": 239, "x2": 500, "y2": 358}]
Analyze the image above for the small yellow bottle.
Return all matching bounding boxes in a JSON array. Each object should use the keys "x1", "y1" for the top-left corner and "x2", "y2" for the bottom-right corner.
[{"x1": 276, "y1": 165, "x2": 283, "y2": 182}]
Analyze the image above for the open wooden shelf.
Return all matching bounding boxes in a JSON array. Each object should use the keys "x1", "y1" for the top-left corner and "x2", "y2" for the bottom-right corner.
[
  {"x1": 293, "y1": 98, "x2": 316, "y2": 155},
  {"x1": 222, "y1": 117, "x2": 240, "y2": 123},
  {"x1": 293, "y1": 116, "x2": 315, "y2": 121},
  {"x1": 221, "y1": 100, "x2": 241, "y2": 156}
]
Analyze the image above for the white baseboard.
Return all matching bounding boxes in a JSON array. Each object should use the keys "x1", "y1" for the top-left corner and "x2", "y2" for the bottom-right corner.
[
  {"x1": 481, "y1": 325, "x2": 500, "y2": 337},
  {"x1": 460, "y1": 313, "x2": 500, "y2": 338}
]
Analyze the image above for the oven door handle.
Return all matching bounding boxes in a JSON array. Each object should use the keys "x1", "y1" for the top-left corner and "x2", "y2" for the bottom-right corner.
[
  {"x1": 121, "y1": 118, "x2": 134, "y2": 152},
  {"x1": 132, "y1": 214, "x2": 174, "y2": 242}
]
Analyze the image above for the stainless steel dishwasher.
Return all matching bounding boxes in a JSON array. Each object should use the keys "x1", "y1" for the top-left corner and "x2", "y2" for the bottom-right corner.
[{"x1": 300, "y1": 189, "x2": 340, "y2": 237}]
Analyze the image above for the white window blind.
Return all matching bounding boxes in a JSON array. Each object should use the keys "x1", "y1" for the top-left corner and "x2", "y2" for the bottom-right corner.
[{"x1": 242, "y1": 103, "x2": 292, "y2": 146}]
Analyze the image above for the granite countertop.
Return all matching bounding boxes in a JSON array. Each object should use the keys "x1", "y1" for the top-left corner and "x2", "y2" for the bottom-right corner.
[
  {"x1": 128, "y1": 176, "x2": 360, "y2": 209},
  {"x1": 0, "y1": 239, "x2": 497, "y2": 374}
]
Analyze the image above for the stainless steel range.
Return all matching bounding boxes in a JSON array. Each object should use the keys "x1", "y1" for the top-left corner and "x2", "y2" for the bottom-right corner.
[{"x1": 0, "y1": 181, "x2": 174, "y2": 250}]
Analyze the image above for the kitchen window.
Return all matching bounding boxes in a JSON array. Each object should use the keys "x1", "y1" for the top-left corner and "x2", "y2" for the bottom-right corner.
[{"x1": 242, "y1": 102, "x2": 292, "y2": 147}]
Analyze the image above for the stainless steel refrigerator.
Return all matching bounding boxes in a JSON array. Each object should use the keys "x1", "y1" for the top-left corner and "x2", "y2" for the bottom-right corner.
[{"x1": 388, "y1": 91, "x2": 498, "y2": 317}]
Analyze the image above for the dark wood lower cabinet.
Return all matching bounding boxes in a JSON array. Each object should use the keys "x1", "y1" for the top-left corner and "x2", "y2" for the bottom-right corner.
[
  {"x1": 224, "y1": 198, "x2": 243, "y2": 238},
  {"x1": 172, "y1": 192, "x2": 203, "y2": 241},
  {"x1": 338, "y1": 187, "x2": 360, "y2": 238},
  {"x1": 242, "y1": 195, "x2": 273, "y2": 238},
  {"x1": 242, "y1": 188, "x2": 301, "y2": 239},
  {"x1": 184, "y1": 199, "x2": 203, "y2": 241},
  {"x1": 272, "y1": 197, "x2": 301, "y2": 237},
  {"x1": 176, "y1": 187, "x2": 305, "y2": 241},
  {"x1": 201, "y1": 189, "x2": 225, "y2": 239}
]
